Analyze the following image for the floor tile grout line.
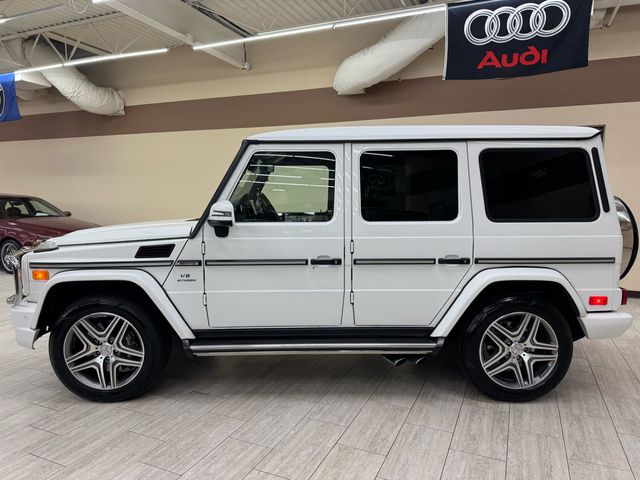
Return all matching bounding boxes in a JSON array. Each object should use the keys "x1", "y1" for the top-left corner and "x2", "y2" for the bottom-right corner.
[
  {"x1": 587, "y1": 345, "x2": 636, "y2": 473},
  {"x1": 153, "y1": 414, "x2": 249, "y2": 477},
  {"x1": 302, "y1": 357, "x2": 392, "y2": 480},
  {"x1": 438, "y1": 380, "x2": 470, "y2": 480},
  {"x1": 546, "y1": 388, "x2": 572, "y2": 480}
]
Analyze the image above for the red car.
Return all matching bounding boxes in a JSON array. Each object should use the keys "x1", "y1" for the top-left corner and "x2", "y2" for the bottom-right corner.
[{"x1": 0, "y1": 195, "x2": 99, "y2": 273}]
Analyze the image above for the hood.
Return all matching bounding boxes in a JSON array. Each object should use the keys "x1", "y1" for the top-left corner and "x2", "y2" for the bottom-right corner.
[
  {"x1": 54, "y1": 219, "x2": 197, "y2": 246},
  {"x1": 15, "y1": 216, "x2": 99, "y2": 237}
]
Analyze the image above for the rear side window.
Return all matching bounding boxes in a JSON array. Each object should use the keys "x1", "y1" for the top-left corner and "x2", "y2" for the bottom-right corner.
[
  {"x1": 360, "y1": 150, "x2": 458, "y2": 222},
  {"x1": 480, "y1": 148, "x2": 598, "y2": 222}
]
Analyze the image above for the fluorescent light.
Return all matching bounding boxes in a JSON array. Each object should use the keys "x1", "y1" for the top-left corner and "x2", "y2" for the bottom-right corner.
[
  {"x1": 193, "y1": 4, "x2": 445, "y2": 51},
  {"x1": 13, "y1": 48, "x2": 169, "y2": 74},
  {"x1": 14, "y1": 64, "x2": 63, "y2": 74},
  {"x1": 63, "y1": 47, "x2": 169, "y2": 67},
  {"x1": 92, "y1": 0, "x2": 110, "y2": 3},
  {"x1": 0, "y1": 5, "x2": 66, "y2": 24},
  {"x1": 334, "y1": 4, "x2": 445, "y2": 28},
  {"x1": 194, "y1": 24, "x2": 332, "y2": 50}
]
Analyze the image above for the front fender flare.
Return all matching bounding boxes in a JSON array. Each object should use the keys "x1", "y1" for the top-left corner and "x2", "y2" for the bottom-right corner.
[
  {"x1": 431, "y1": 267, "x2": 586, "y2": 337},
  {"x1": 32, "y1": 269, "x2": 195, "y2": 340}
]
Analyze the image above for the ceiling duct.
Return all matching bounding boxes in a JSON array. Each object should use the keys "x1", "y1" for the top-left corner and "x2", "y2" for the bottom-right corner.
[
  {"x1": 22, "y1": 39, "x2": 125, "y2": 116},
  {"x1": 333, "y1": 10, "x2": 445, "y2": 95}
]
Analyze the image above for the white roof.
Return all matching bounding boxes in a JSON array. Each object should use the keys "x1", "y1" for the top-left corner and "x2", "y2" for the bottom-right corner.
[{"x1": 248, "y1": 125, "x2": 599, "y2": 142}]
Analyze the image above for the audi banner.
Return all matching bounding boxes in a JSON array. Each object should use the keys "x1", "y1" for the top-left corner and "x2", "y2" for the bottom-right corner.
[{"x1": 444, "y1": 0, "x2": 591, "y2": 80}]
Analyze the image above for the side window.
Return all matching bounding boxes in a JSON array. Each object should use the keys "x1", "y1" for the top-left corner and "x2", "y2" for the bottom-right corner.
[
  {"x1": 230, "y1": 151, "x2": 335, "y2": 223},
  {"x1": 360, "y1": 150, "x2": 458, "y2": 222},
  {"x1": 480, "y1": 148, "x2": 599, "y2": 222},
  {"x1": 4, "y1": 199, "x2": 29, "y2": 218}
]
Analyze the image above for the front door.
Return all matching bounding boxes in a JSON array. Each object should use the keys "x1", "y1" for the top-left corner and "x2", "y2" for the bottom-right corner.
[
  {"x1": 204, "y1": 144, "x2": 345, "y2": 328},
  {"x1": 350, "y1": 142, "x2": 473, "y2": 326}
]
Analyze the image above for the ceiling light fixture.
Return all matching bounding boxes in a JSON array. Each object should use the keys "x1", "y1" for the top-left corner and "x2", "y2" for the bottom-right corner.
[
  {"x1": 193, "y1": 3, "x2": 446, "y2": 51},
  {"x1": 194, "y1": 24, "x2": 333, "y2": 50},
  {"x1": 0, "y1": 4, "x2": 66, "y2": 25},
  {"x1": 13, "y1": 47, "x2": 169, "y2": 75},
  {"x1": 64, "y1": 47, "x2": 169, "y2": 67}
]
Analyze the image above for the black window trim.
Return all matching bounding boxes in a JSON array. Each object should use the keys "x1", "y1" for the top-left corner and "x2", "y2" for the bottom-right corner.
[
  {"x1": 228, "y1": 147, "x2": 339, "y2": 225},
  {"x1": 479, "y1": 147, "x2": 601, "y2": 224},
  {"x1": 591, "y1": 147, "x2": 610, "y2": 213},
  {"x1": 357, "y1": 147, "x2": 461, "y2": 224}
]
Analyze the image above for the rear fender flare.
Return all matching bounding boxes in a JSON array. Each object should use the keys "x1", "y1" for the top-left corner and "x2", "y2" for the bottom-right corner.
[{"x1": 431, "y1": 267, "x2": 586, "y2": 337}]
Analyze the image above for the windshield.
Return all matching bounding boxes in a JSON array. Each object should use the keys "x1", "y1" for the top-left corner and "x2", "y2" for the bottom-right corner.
[{"x1": 0, "y1": 197, "x2": 66, "y2": 218}]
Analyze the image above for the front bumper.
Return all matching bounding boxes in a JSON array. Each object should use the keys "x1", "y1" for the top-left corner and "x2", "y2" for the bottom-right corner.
[
  {"x1": 578, "y1": 311, "x2": 633, "y2": 339},
  {"x1": 10, "y1": 299, "x2": 39, "y2": 349}
]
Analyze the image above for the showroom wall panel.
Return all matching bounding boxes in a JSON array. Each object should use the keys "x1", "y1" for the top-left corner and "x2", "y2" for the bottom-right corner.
[{"x1": 2, "y1": 7, "x2": 639, "y2": 287}]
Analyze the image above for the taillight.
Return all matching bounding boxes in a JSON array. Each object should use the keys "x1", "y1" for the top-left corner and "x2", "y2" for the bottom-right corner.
[
  {"x1": 622, "y1": 288, "x2": 629, "y2": 306},
  {"x1": 589, "y1": 296, "x2": 609, "y2": 306}
]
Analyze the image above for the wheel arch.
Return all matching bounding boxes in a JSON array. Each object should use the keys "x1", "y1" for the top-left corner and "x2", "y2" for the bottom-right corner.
[
  {"x1": 32, "y1": 270, "x2": 195, "y2": 341},
  {"x1": 431, "y1": 268, "x2": 586, "y2": 340}
]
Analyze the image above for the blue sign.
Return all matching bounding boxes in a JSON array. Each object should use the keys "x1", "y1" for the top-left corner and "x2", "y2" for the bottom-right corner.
[{"x1": 0, "y1": 73, "x2": 21, "y2": 122}]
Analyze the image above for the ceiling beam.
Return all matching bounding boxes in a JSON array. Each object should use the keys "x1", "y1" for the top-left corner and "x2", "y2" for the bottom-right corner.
[
  {"x1": 101, "y1": 0, "x2": 250, "y2": 69},
  {"x1": 0, "y1": 12, "x2": 124, "y2": 41}
]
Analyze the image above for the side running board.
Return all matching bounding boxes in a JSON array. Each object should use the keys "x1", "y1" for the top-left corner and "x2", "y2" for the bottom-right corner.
[{"x1": 183, "y1": 338, "x2": 444, "y2": 357}]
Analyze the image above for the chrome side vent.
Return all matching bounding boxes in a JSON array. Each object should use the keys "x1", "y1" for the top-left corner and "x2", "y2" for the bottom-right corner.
[{"x1": 135, "y1": 244, "x2": 175, "y2": 259}]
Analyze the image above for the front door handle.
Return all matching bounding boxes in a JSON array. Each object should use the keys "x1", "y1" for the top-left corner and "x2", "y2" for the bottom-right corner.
[
  {"x1": 438, "y1": 257, "x2": 471, "y2": 265},
  {"x1": 310, "y1": 256, "x2": 342, "y2": 266}
]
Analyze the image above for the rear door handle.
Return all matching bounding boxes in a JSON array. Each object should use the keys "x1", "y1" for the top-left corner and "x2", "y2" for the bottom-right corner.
[
  {"x1": 310, "y1": 256, "x2": 342, "y2": 266},
  {"x1": 438, "y1": 257, "x2": 471, "y2": 265}
]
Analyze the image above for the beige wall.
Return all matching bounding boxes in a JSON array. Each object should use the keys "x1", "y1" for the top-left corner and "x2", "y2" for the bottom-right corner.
[{"x1": 3, "y1": 6, "x2": 640, "y2": 287}]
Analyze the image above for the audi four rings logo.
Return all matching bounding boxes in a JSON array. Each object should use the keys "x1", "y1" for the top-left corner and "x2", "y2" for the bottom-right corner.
[{"x1": 464, "y1": 0, "x2": 572, "y2": 46}]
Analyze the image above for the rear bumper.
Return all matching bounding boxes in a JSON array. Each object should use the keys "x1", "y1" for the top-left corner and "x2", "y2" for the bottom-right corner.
[
  {"x1": 578, "y1": 311, "x2": 633, "y2": 339},
  {"x1": 10, "y1": 299, "x2": 39, "y2": 349}
]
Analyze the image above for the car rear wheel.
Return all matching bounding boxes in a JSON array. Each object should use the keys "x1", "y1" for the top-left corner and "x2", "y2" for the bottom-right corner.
[
  {"x1": 0, "y1": 239, "x2": 20, "y2": 273},
  {"x1": 460, "y1": 296, "x2": 573, "y2": 402},
  {"x1": 49, "y1": 295, "x2": 171, "y2": 402}
]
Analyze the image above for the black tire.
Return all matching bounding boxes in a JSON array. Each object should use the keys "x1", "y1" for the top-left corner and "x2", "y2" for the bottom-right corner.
[
  {"x1": 49, "y1": 295, "x2": 171, "y2": 402},
  {"x1": 1, "y1": 239, "x2": 20, "y2": 273},
  {"x1": 459, "y1": 295, "x2": 572, "y2": 402}
]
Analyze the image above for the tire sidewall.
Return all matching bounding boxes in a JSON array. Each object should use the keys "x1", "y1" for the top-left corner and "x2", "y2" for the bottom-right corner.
[
  {"x1": 461, "y1": 295, "x2": 573, "y2": 402},
  {"x1": 49, "y1": 295, "x2": 168, "y2": 402}
]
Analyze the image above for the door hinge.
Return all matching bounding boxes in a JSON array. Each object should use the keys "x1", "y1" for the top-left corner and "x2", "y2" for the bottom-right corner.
[
  {"x1": 201, "y1": 241, "x2": 206, "y2": 255},
  {"x1": 350, "y1": 291, "x2": 354, "y2": 304},
  {"x1": 350, "y1": 240, "x2": 354, "y2": 254},
  {"x1": 202, "y1": 293, "x2": 207, "y2": 306}
]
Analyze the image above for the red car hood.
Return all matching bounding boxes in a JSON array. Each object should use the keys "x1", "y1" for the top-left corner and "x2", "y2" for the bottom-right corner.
[{"x1": 15, "y1": 216, "x2": 98, "y2": 237}]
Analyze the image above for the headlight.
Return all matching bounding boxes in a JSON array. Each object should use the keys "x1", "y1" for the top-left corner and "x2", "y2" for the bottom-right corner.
[{"x1": 34, "y1": 240, "x2": 58, "y2": 253}]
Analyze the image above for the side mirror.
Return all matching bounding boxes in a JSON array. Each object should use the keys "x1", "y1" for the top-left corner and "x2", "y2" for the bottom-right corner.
[{"x1": 208, "y1": 200, "x2": 235, "y2": 238}]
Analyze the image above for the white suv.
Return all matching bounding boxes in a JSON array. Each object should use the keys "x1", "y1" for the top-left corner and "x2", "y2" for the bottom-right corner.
[{"x1": 7, "y1": 125, "x2": 637, "y2": 403}]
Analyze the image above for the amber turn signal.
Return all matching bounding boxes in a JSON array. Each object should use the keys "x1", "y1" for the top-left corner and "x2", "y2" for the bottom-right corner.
[{"x1": 32, "y1": 270, "x2": 50, "y2": 281}]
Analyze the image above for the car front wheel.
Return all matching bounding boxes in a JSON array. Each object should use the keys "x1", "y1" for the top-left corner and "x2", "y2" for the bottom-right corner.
[
  {"x1": 1, "y1": 239, "x2": 21, "y2": 273},
  {"x1": 49, "y1": 295, "x2": 171, "y2": 402},
  {"x1": 460, "y1": 296, "x2": 573, "y2": 402}
]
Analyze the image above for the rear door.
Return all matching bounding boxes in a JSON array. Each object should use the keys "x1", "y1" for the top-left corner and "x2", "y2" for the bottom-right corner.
[{"x1": 350, "y1": 142, "x2": 473, "y2": 326}]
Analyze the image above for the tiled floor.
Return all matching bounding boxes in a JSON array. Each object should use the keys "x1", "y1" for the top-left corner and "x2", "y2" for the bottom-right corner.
[{"x1": 2, "y1": 273, "x2": 640, "y2": 480}]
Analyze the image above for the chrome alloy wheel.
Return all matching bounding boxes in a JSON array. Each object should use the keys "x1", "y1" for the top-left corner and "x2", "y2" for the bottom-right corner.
[
  {"x1": 63, "y1": 312, "x2": 145, "y2": 390},
  {"x1": 479, "y1": 312, "x2": 559, "y2": 390},
  {"x1": 1, "y1": 242, "x2": 18, "y2": 272}
]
